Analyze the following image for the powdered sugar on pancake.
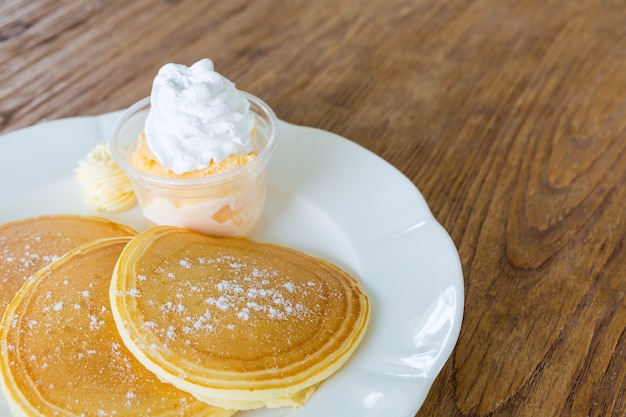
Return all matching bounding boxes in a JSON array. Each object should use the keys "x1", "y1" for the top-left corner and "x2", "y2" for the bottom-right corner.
[{"x1": 133, "y1": 253, "x2": 333, "y2": 352}]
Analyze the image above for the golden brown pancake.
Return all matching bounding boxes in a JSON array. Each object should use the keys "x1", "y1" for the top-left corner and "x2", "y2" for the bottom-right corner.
[
  {"x1": 0, "y1": 237, "x2": 235, "y2": 417},
  {"x1": 111, "y1": 226, "x2": 370, "y2": 410},
  {"x1": 0, "y1": 214, "x2": 137, "y2": 318}
]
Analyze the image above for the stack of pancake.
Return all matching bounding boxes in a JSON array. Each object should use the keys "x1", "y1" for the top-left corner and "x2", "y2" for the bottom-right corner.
[
  {"x1": 0, "y1": 217, "x2": 370, "y2": 416},
  {"x1": 0, "y1": 215, "x2": 137, "y2": 319}
]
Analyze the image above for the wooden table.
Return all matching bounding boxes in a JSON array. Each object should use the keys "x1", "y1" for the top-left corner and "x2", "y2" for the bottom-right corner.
[{"x1": 2, "y1": 0, "x2": 626, "y2": 415}]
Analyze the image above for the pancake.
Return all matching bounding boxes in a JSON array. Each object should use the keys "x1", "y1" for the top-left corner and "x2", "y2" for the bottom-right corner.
[
  {"x1": 110, "y1": 226, "x2": 370, "y2": 410},
  {"x1": 0, "y1": 214, "x2": 137, "y2": 319},
  {"x1": 0, "y1": 237, "x2": 235, "y2": 417}
]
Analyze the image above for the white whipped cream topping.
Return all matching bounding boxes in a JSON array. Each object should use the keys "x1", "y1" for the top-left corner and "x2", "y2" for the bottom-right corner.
[{"x1": 145, "y1": 58, "x2": 256, "y2": 174}]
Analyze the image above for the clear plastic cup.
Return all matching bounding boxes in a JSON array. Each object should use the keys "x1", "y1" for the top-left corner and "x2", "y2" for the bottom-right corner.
[{"x1": 109, "y1": 94, "x2": 278, "y2": 236}]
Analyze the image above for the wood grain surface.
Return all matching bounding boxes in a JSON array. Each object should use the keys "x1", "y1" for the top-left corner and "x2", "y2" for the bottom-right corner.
[{"x1": 2, "y1": 0, "x2": 626, "y2": 416}]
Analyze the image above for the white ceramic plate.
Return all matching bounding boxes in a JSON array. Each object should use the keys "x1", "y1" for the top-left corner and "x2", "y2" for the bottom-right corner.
[{"x1": 0, "y1": 113, "x2": 464, "y2": 417}]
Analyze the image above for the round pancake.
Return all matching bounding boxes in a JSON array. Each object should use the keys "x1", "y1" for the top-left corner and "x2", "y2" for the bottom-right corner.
[
  {"x1": 0, "y1": 215, "x2": 137, "y2": 319},
  {"x1": 0, "y1": 237, "x2": 234, "y2": 417},
  {"x1": 110, "y1": 226, "x2": 370, "y2": 410}
]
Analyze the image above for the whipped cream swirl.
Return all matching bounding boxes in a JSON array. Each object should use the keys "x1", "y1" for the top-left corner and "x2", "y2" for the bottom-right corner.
[
  {"x1": 75, "y1": 142, "x2": 136, "y2": 212},
  {"x1": 145, "y1": 59, "x2": 256, "y2": 175}
]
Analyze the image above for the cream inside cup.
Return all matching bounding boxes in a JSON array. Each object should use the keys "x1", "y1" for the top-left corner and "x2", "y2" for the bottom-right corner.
[{"x1": 109, "y1": 94, "x2": 278, "y2": 236}]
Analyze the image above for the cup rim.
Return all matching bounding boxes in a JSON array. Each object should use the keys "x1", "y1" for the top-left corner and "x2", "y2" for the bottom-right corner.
[{"x1": 109, "y1": 92, "x2": 279, "y2": 187}]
